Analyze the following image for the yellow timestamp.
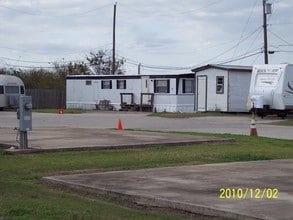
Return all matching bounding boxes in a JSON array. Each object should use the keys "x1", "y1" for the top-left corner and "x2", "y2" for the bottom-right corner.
[{"x1": 219, "y1": 188, "x2": 279, "y2": 199}]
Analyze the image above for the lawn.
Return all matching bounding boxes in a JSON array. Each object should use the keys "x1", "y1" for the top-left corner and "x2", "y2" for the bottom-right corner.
[
  {"x1": 149, "y1": 111, "x2": 249, "y2": 118},
  {"x1": 0, "y1": 132, "x2": 292, "y2": 220},
  {"x1": 33, "y1": 109, "x2": 86, "y2": 114}
]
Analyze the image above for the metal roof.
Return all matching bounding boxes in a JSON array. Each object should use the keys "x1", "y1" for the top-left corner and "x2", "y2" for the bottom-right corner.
[{"x1": 191, "y1": 64, "x2": 252, "y2": 73}]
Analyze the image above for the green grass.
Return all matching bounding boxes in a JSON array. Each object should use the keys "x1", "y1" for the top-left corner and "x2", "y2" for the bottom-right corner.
[
  {"x1": 33, "y1": 108, "x2": 85, "y2": 114},
  {"x1": 0, "y1": 133, "x2": 292, "y2": 219},
  {"x1": 269, "y1": 119, "x2": 293, "y2": 126},
  {"x1": 149, "y1": 112, "x2": 248, "y2": 118}
]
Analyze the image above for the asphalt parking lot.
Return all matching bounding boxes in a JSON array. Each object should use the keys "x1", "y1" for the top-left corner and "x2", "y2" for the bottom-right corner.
[{"x1": 1, "y1": 111, "x2": 293, "y2": 140}]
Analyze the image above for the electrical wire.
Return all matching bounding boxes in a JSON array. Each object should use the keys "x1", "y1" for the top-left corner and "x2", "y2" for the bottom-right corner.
[
  {"x1": 231, "y1": 0, "x2": 258, "y2": 59},
  {"x1": 268, "y1": 30, "x2": 293, "y2": 46},
  {"x1": 217, "y1": 51, "x2": 262, "y2": 65},
  {"x1": 0, "y1": 3, "x2": 112, "y2": 18}
]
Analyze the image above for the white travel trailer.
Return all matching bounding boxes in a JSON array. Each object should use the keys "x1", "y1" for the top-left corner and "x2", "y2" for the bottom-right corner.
[
  {"x1": 0, "y1": 75, "x2": 25, "y2": 110},
  {"x1": 248, "y1": 64, "x2": 293, "y2": 118}
]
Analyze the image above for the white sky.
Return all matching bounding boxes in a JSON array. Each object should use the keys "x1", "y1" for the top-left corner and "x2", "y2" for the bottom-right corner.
[{"x1": 0, "y1": 0, "x2": 292, "y2": 74}]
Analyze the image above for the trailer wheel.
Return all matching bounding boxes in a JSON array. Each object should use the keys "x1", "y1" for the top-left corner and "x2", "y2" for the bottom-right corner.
[{"x1": 256, "y1": 109, "x2": 266, "y2": 118}]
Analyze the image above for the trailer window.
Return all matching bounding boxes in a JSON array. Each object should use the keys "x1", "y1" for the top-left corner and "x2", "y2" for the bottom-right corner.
[
  {"x1": 101, "y1": 80, "x2": 112, "y2": 89},
  {"x1": 256, "y1": 73, "x2": 279, "y2": 87},
  {"x1": 0, "y1": 86, "x2": 3, "y2": 94},
  {"x1": 85, "y1": 80, "x2": 92, "y2": 86},
  {"x1": 20, "y1": 86, "x2": 25, "y2": 94},
  {"x1": 183, "y1": 79, "x2": 194, "y2": 93},
  {"x1": 216, "y1": 76, "x2": 224, "y2": 94},
  {"x1": 5, "y1": 86, "x2": 19, "y2": 94},
  {"x1": 154, "y1": 80, "x2": 170, "y2": 93},
  {"x1": 117, "y1": 80, "x2": 126, "y2": 89}
]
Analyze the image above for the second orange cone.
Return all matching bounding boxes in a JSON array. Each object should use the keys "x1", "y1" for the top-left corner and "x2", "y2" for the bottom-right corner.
[{"x1": 117, "y1": 119, "x2": 123, "y2": 130}]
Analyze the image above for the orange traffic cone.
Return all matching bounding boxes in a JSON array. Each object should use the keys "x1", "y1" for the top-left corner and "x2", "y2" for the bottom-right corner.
[
  {"x1": 58, "y1": 109, "x2": 64, "y2": 114},
  {"x1": 117, "y1": 119, "x2": 123, "y2": 130},
  {"x1": 250, "y1": 118, "x2": 258, "y2": 136}
]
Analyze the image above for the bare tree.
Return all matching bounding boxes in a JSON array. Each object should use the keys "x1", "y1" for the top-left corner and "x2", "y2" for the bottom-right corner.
[{"x1": 86, "y1": 50, "x2": 125, "y2": 75}]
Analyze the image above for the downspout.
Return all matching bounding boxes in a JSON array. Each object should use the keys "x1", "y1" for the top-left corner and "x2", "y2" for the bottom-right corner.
[
  {"x1": 194, "y1": 72, "x2": 197, "y2": 112},
  {"x1": 227, "y1": 71, "x2": 230, "y2": 112}
]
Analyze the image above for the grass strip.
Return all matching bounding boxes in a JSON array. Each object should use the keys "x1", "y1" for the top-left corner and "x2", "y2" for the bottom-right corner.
[{"x1": 0, "y1": 132, "x2": 292, "y2": 219}]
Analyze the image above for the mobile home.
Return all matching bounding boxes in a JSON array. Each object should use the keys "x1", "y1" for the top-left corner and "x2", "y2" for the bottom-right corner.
[
  {"x1": 248, "y1": 64, "x2": 293, "y2": 118},
  {"x1": 66, "y1": 73, "x2": 196, "y2": 112},
  {"x1": 192, "y1": 64, "x2": 252, "y2": 112},
  {"x1": 0, "y1": 75, "x2": 25, "y2": 110},
  {"x1": 67, "y1": 64, "x2": 253, "y2": 113}
]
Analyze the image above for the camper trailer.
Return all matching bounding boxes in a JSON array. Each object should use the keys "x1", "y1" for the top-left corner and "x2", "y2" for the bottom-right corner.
[
  {"x1": 248, "y1": 64, "x2": 293, "y2": 118},
  {"x1": 0, "y1": 75, "x2": 25, "y2": 110}
]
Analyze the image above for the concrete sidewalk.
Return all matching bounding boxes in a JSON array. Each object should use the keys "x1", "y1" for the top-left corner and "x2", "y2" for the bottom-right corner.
[
  {"x1": 0, "y1": 127, "x2": 232, "y2": 154},
  {"x1": 43, "y1": 159, "x2": 293, "y2": 220}
]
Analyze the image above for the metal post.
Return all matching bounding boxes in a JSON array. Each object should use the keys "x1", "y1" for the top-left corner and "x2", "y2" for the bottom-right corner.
[{"x1": 19, "y1": 131, "x2": 28, "y2": 149}]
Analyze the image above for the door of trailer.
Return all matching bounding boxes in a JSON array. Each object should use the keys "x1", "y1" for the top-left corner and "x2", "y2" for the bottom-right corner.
[
  {"x1": 197, "y1": 75, "x2": 207, "y2": 112},
  {"x1": 141, "y1": 76, "x2": 150, "y2": 104}
]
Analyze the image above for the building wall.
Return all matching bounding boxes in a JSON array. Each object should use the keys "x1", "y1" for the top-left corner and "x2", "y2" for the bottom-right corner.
[
  {"x1": 67, "y1": 75, "x2": 199, "y2": 112},
  {"x1": 152, "y1": 78, "x2": 195, "y2": 112},
  {"x1": 67, "y1": 78, "x2": 142, "y2": 110},
  {"x1": 197, "y1": 69, "x2": 228, "y2": 111},
  {"x1": 98, "y1": 78, "x2": 141, "y2": 109},
  {"x1": 66, "y1": 79, "x2": 98, "y2": 109}
]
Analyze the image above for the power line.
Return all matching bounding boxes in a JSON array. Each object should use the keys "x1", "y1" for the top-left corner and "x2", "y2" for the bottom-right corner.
[
  {"x1": 268, "y1": 30, "x2": 293, "y2": 46},
  {"x1": 217, "y1": 51, "x2": 262, "y2": 65},
  {"x1": 231, "y1": 0, "x2": 258, "y2": 59},
  {"x1": 0, "y1": 3, "x2": 112, "y2": 18}
]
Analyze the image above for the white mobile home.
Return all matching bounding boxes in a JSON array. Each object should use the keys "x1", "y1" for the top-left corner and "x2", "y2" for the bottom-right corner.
[
  {"x1": 192, "y1": 64, "x2": 252, "y2": 112},
  {"x1": 66, "y1": 73, "x2": 196, "y2": 112},
  {"x1": 0, "y1": 75, "x2": 25, "y2": 110},
  {"x1": 248, "y1": 64, "x2": 293, "y2": 118}
]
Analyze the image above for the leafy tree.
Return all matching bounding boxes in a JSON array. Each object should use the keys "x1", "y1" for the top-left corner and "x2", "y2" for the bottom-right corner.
[
  {"x1": 12, "y1": 69, "x2": 62, "y2": 89},
  {"x1": 86, "y1": 50, "x2": 125, "y2": 75},
  {"x1": 0, "y1": 50, "x2": 126, "y2": 90},
  {"x1": 0, "y1": 67, "x2": 10, "y2": 75}
]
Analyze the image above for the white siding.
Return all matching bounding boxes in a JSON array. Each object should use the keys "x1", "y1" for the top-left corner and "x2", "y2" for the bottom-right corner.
[
  {"x1": 66, "y1": 79, "x2": 99, "y2": 109},
  {"x1": 67, "y1": 78, "x2": 142, "y2": 110},
  {"x1": 176, "y1": 94, "x2": 195, "y2": 112},
  {"x1": 152, "y1": 78, "x2": 176, "y2": 112},
  {"x1": 197, "y1": 69, "x2": 228, "y2": 111}
]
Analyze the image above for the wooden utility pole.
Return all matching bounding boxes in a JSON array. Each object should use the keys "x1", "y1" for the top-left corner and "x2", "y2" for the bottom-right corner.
[
  {"x1": 263, "y1": 0, "x2": 271, "y2": 64},
  {"x1": 112, "y1": 3, "x2": 117, "y2": 75}
]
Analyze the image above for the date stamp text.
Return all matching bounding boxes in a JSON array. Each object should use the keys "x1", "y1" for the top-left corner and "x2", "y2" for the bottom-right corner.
[{"x1": 219, "y1": 188, "x2": 279, "y2": 199}]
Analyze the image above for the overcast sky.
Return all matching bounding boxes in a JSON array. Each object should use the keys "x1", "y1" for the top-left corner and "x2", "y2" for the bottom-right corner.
[{"x1": 0, "y1": 0, "x2": 292, "y2": 74}]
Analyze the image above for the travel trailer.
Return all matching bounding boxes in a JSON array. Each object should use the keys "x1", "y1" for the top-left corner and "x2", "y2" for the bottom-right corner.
[
  {"x1": 0, "y1": 75, "x2": 25, "y2": 110},
  {"x1": 248, "y1": 64, "x2": 293, "y2": 118}
]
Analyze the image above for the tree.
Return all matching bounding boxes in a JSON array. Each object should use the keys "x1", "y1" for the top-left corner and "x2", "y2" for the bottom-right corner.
[{"x1": 86, "y1": 50, "x2": 125, "y2": 75}]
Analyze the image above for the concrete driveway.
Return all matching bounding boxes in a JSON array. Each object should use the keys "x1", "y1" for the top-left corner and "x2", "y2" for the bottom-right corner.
[{"x1": 44, "y1": 159, "x2": 293, "y2": 220}]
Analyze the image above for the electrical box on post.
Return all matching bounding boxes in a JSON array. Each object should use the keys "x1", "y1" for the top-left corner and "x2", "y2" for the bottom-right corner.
[{"x1": 19, "y1": 96, "x2": 32, "y2": 131}]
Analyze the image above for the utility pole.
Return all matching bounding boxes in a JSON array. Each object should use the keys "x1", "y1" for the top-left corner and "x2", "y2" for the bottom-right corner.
[
  {"x1": 112, "y1": 2, "x2": 117, "y2": 75},
  {"x1": 263, "y1": 0, "x2": 272, "y2": 64}
]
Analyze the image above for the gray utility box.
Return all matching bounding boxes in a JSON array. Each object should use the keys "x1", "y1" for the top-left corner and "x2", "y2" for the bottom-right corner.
[{"x1": 19, "y1": 96, "x2": 32, "y2": 131}]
